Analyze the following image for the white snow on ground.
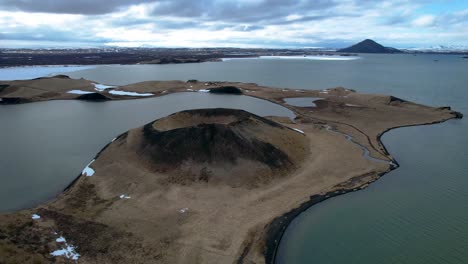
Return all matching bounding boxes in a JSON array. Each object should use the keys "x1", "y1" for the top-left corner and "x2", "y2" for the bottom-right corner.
[
  {"x1": 161, "y1": 90, "x2": 167, "y2": 94},
  {"x1": 111, "y1": 137, "x2": 117, "y2": 142},
  {"x1": 66, "y1": 90, "x2": 94, "y2": 95},
  {"x1": 186, "y1": 89, "x2": 194, "y2": 91},
  {"x1": 179, "y1": 208, "x2": 189, "y2": 213},
  {"x1": 345, "y1": 104, "x2": 361, "y2": 107},
  {"x1": 119, "y1": 194, "x2": 131, "y2": 199},
  {"x1": 198, "y1": 89, "x2": 210, "y2": 92},
  {"x1": 50, "y1": 245, "x2": 80, "y2": 260},
  {"x1": 108, "y1": 90, "x2": 153, "y2": 96},
  {"x1": 93, "y1": 83, "x2": 115, "y2": 91},
  {"x1": 50, "y1": 232, "x2": 80, "y2": 260},
  {"x1": 51, "y1": 233, "x2": 80, "y2": 260},
  {"x1": 292, "y1": 128, "x2": 305, "y2": 134},
  {"x1": 82, "y1": 159, "x2": 95, "y2": 177},
  {"x1": 32, "y1": 214, "x2": 41, "y2": 220}
]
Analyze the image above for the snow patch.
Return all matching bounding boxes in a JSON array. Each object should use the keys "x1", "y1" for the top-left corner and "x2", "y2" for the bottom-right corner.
[
  {"x1": 119, "y1": 194, "x2": 131, "y2": 199},
  {"x1": 198, "y1": 89, "x2": 210, "y2": 93},
  {"x1": 292, "y1": 128, "x2": 305, "y2": 134},
  {"x1": 345, "y1": 104, "x2": 361, "y2": 107},
  {"x1": 32, "y1": 214, "x2": 41, "y2": 220},
  {"x1": 111, "y1": 137, "x2": 117, "y2": 142},
  {"x1": 66, "y1": 90, "x2": 94, "y2": 95},
  {"x1": 50, "y1": 245, "x2": 80, "y2": 261},
  {"x1": 179, "y1": 208, "x2": 189, "y2": 213},
  {"x1": 186, "y1": 89, "x2": 194, "y2": 91},
  {"x1": 108, "y1": 90, "x2": 153, "y2": 97},
  {"x1": 56, "y1": 236, "x2": 66, "y2": 243},
  {"x1": 50, "y1": 232, "x2": 80, "y2": 260},
  {"x1": 82, "y1": 159, "x2": 95, "y2": 177},
  {"x1": 93, "y1": 83, "x2": 115, "y2": 91}
]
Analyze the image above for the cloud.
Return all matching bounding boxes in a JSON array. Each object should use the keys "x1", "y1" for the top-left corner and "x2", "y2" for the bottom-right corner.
[
  {"x1": 0, "y1": 1, "x2": 467, "y2": 48},
  {"x1": 149, "y1": 0, "x2": 339, "y2": 24},
  {"x1": 0, "y1": 25, "x2": 107, "y2": 43},
  {"x1": 0, "y1": 0, "x2": 154, "y2": 15},
  {"x1": 411, "y1": 15, "x2": 436, "y2": 27}
]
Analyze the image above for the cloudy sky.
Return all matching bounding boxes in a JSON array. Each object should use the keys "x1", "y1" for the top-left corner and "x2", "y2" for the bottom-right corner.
[{"x1": 0, "y1": 0, "x2": 467, "y2": 48}]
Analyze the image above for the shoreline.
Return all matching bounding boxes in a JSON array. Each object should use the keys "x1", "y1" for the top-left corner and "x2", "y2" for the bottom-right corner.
[
  {"x1": 0, "y1": 77, "x2": 463, "y2": 263},
  {"x1": 262, "y1": 114, "x2": 461, "y2": 264}
]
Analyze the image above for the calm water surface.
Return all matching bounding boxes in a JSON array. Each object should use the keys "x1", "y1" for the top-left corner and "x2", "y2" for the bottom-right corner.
[
  {"x1": 1, "y1": 54, "x2": 467, "y2": 263},
  {"x1": 283, "y1": 97, "x2": 324, "y2": 107},
  {"x1": 272, "y1": 54, "x2": 468, "y2": 264}
]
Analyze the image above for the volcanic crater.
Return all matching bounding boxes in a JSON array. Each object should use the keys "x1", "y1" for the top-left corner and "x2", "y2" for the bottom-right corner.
[{"x1": 124, "y1": 108, "x2": 309, "y2": 187}]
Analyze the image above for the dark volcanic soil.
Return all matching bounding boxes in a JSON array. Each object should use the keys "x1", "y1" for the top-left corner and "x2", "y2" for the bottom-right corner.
[{"x1": 136, "y1": 109, "x2": 308, "y2": 187}]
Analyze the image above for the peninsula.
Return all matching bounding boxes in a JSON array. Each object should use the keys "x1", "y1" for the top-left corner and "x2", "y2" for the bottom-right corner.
[{"x1": 0, "y1": 76, "x2": 462, "y2": 263}]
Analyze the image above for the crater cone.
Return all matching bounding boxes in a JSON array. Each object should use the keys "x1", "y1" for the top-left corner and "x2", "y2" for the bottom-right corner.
[{"x1": 120, "y1": 108, "x2": 309, "y2": 187}]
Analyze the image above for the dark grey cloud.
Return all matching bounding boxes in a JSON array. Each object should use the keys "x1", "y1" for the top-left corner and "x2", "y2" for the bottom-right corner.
[
  {"x1": 2, "y1": 0, "x2": 460, "y2": 48},
  {"x1": 0, "y1": 0, "x2": 154, "y2": 14},
  {"x1": 0, "y1": 0, "x2": 378, "y2": 30},
  {"x1": 0, "y1": 26, "x2": 107, "y2": 43},
  {"x1": 110, "y1": 17, "x2": 200, "y2": 30},
  {"x1": 150, "y1": 0, "x2": 339, "y2": 24}
]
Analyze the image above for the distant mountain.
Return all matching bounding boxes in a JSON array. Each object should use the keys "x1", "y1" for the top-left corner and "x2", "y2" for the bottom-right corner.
[{"x1": 338, "y1": 39, "x2": 402, "y2": 53}]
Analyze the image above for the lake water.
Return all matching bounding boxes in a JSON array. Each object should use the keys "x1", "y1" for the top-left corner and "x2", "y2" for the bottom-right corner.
[
  {"x1": 0, "y1": 65, "x2": 96, "y2": 80},
  {"x1": 283, "y1": 97, "x2": 324, "y2": 107},
  {"x1": 1, "y1": 54, "x2": 467, "y2": 263}
]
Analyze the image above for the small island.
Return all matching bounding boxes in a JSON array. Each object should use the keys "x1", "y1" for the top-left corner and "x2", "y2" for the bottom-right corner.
[{"x1": 0, "y1": 76, "x2": 462, "y2": 263}]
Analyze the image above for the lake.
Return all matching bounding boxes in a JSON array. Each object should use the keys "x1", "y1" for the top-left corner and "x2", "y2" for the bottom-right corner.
[{"x1": 1, "y1": 54, "x2": 467, "y2": 263}]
